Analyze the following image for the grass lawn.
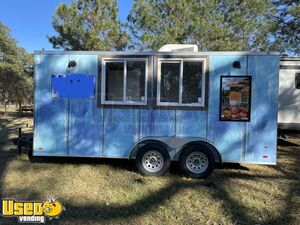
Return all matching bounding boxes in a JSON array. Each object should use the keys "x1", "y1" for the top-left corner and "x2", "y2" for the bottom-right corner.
[{"x1": 0, "y1": 116, "x2": 299, "y2": 225}]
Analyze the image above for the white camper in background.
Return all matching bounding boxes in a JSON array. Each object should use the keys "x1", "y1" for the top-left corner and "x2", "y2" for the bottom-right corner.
[{"x1": 279, "y1": 57, "x2": 300, "y2": 130}]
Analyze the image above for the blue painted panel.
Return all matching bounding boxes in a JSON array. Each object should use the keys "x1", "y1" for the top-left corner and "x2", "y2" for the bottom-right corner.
[
  {"x1": 207, "y1": 55, "x2": 248, "y2": 162},
  {"x1": 140, "y1": 109, "x2": 176, "y2": 137},
  {"x1": 176, "y1": 110, "x2": 207, "y2": 137},
  {"x1": 33, "y1": 54, "x2": 69, "y2": 155},
  {"x1": 51, "y1": 74, "x2": 95, "y2": 98},
  {"x1": 245, "y1": 56, "x2": 279, "y2": 164},
  {"x1": 69, "y1": 99, "x2": 103, "y2": 156},
  {"x1": 68, "y1": 55, "x2": 103, "y2": 156},
  {"x1": 140, "y1": 109, "x2": 153, "y2": 138},
  {"x1": 103, "y1": 109, "x2": 139, "y2": 157}
]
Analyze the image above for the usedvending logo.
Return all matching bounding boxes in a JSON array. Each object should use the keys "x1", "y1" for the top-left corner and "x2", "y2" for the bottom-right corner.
[{"x1": 1, "y1": 198, "x2": 64, "y2": 223}]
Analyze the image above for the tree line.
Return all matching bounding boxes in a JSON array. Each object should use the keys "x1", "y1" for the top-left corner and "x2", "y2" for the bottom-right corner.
[
  {"x1": 49, "y1": 0, "x2": 299, "y2": 54},
  {"x1": 0, "y1": 22, "x2": 33, "y2": 112},
  {"x1": 0, "y1": 0, "x2": 299, "y2": 111}
]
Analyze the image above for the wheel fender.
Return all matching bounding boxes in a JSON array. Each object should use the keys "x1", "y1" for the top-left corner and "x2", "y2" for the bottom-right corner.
[
  {"x1": 178, "y1": 141, "x2": 222, "y2": 163},
  {"x1": 129, "y1": 139, "x2": 171, "y2": 159}
]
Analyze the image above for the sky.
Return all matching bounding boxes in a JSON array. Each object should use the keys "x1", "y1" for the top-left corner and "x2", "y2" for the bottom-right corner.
[{"x1": 0, "y1": 0, "x2": 133, "y2": 52}]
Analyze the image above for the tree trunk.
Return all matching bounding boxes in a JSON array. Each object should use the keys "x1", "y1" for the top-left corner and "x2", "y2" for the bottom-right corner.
[
  {"x1": 2, "y1": 92, "x2": 7, "y2": 114},
  {"x1": 4, "y1": 101, "x2": 7, "y2": 114},
  {"x1": 18, "y1": 100, "x2": 22, "y2": 117}
]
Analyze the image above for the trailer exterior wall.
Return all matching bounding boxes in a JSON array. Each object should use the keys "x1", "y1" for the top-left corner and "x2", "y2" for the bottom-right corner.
[
  {"x1": 33, "y1": 52, "x2": 279, "y2": 165},
  {"x1": 208, "y1": 55, "x2": 248, "y2": 162},
  {"x1": 246, "y1": 56, "x2": 278, "y2": 163}
]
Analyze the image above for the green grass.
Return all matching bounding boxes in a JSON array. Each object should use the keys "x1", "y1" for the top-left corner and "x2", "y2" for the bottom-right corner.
[{"x1": 0, "y1": 116, "x2": 299, "y2": 225}]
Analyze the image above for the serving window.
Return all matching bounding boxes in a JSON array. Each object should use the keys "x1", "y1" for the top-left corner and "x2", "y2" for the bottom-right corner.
[
  {"x1": 157, "y1": 58, "x2": 206, "y2": 107},
  {"x1": 101, "y1": 58, "x2": 148, "y2": 106}
]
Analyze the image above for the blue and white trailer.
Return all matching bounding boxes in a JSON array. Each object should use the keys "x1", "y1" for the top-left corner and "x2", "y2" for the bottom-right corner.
[{"x1": 33, "y1": 45, "x2": 279, "y2": 178}]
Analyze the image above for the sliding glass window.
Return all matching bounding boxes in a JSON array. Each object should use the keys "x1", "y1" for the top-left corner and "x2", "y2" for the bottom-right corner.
[
  {"x1": 157, "y1": 58, "x2": 206, "y2": 107},
  {"x1": 101, "y1": 58, "x2": 148, "y2": 106}
]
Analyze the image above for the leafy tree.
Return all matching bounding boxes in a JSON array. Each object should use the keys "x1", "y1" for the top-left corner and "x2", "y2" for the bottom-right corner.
[
  {"x1": 272, "y1": 0, "x2": 300, "y2": 55},
  {"x1": 48, "y1": 0, "x2": 129, "y2": 50},
  {"x1": 127, "y1": 0, "x2": 276, "y2": 51},
  {"x1": 127, "y1": 0, "x2": 199, "y2": 50},
  {"x1": 0, "y1": 21, "x2": 33, "y2": 112}
]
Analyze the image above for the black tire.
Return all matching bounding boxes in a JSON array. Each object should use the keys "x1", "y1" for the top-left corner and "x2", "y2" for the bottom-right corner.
[
  {"x1": 136, "y1": 144, "x2": 171, "y2": 176},
  {"x1": 179, "y1": 145, "x2": 215, "y2": 178}
]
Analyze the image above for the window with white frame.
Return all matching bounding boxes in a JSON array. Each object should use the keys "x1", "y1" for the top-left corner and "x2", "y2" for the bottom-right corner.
[
  {"x1": 157, "y1": 58, "x2": 206, "y2": 107},
  {"x1": 101, "y1": 58, "x2": 148, "y2": 105}
]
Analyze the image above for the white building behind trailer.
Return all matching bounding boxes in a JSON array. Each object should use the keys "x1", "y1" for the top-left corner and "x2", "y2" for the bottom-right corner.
[{"x1": 279, "y1": 57, "x2": 300, "y2": 130}]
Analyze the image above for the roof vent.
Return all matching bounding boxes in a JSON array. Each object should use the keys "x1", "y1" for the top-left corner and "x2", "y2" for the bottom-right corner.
[{"x1": 158, "y1": 44, "x2": 198, "y2": 52}]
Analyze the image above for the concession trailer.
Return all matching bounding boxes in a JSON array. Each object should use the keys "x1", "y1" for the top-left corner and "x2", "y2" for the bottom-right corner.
[{"x1": 33, "y1": 45, "x2": 279, "y2": 178}]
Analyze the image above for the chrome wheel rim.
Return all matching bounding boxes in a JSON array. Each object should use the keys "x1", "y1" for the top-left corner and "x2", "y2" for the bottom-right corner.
[
  {"x1": 142, "y1": 150, "x2": 164, "y2": 173},
  {"x1": 186, "y1": 151, "x2": 208, "y2": 174}
]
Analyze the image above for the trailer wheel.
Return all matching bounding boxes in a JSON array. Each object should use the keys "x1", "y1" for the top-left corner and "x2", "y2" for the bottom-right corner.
[
  {"x1": 136, "y1": 144, "x2": 170, "y2": 176},
  {"x1": 179, "y1": 146, "x2": 215, "y2": 178}
]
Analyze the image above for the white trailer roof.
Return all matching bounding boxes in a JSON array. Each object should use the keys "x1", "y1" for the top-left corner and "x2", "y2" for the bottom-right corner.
[{"x1": 34, "y1": 50, "x2": 280, "y2": 56}]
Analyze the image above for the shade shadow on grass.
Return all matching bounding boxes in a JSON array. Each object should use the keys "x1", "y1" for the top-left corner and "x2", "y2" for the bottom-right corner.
[
  {"x1": 1, "y1": 117, "x2": 300, "y2": 225},
  {"x1": 29, "y1": 156, "x2": 137, "y2": 173},
  {"x1": 277, "y1": 137, "x2": 299, "y2": 147}
]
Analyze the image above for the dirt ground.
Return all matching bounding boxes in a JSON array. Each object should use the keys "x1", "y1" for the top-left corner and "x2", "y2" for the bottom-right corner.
[{"x1": 0, "y1": 116, "x2": 299, "y2": 225}]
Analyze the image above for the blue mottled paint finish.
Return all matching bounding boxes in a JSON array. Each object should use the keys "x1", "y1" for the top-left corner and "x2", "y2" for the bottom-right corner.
[
  {"x1": 34, "y1": 52, "x2": 279, "y2": 164},
  {"x1": 103, "y1": 109, "x2": 139, "y2": 157},
  {"x1": 208, "y1": 56, "x2": 248, "y2": 162},
  {"x1": 34, "y1": 54, "x2": 69, "y2": 155},
  {"x1": 176, "y1": 110, "x2": 207, "y2": 137},
  {"x1": 68, "y1": 55, "x2": 102, "y2": 156},
  {"x1": 141, "y1": 110, "x2": 176, "y2": 137},
  {"x1": 245, "y1": 56, "x2": 278, "y2": 163}
]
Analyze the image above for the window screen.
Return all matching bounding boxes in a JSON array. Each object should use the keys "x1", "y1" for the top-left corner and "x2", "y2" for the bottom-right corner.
[
  {"x1": 126, "y1": 61, "x2": 146, "y2": 101},
  {"x1": 160, "y1": 62, "x2": 180, "y2": 102},
  {"x1": 296, "y1": 73, "x2": 300, "y2": 89},
  {"x1": 105, "y1": 62, "x2": 124, "y2": 101},
  {"x1": 158, "y1": 59, "x2": 205, "y2": 106}
]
